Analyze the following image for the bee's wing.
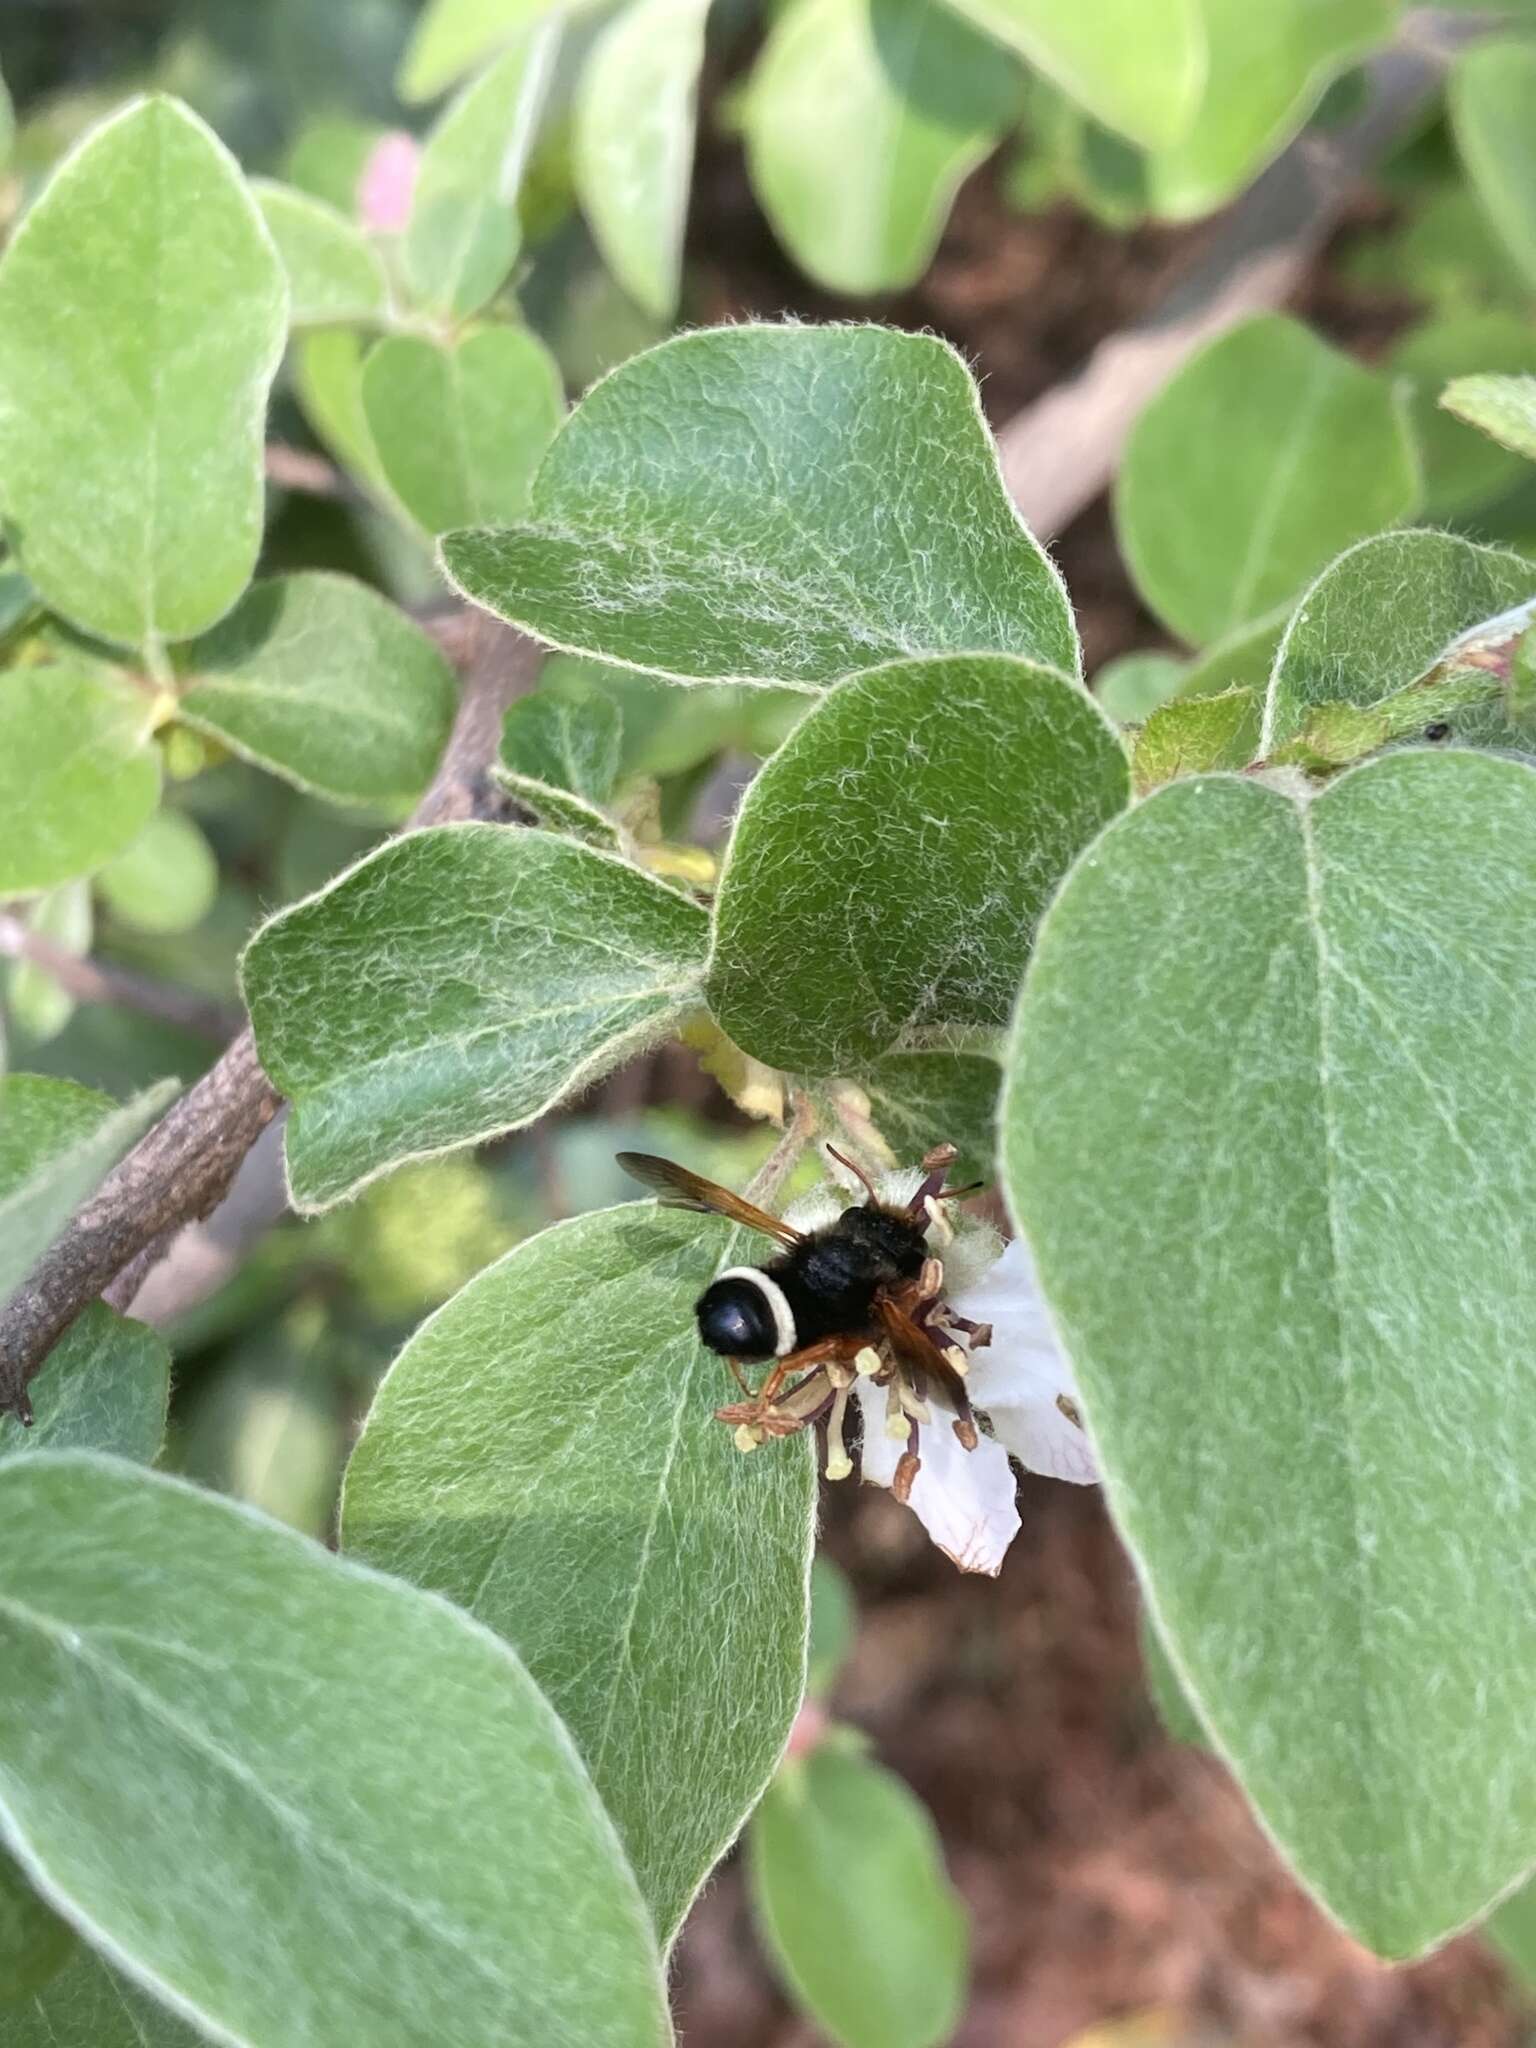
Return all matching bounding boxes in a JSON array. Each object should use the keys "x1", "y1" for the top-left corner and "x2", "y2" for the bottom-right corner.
[
  {"x1": 616, "y1": 1152, "x2": 803, "y2": 1248},
  {"x1": 875, "y1": 1292, "x2": 969, "y2": 1406}
]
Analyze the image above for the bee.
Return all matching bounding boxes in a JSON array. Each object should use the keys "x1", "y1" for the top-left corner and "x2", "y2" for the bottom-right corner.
[{"x1": 616, "y1": 1144, "x2": 979, "y2": 1441}]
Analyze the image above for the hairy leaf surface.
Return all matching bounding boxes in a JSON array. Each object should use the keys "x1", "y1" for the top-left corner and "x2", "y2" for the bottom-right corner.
[
  {"x1": 0, "y1": 668, "x2": 161, "y2": 898},
  {"x1": 1442, "y1": 371, "x2": 1536, "y2": 463},
  {"x1": 252, "y1": 179, "x2": 387, "y2": 327},
  {"x1": 1004, "y1": 752, "x2": 1536, "y2": 1955},
  {"x1": 0, "y1": 1305, "x2": 169, "y2": 1466},
  {"x1": 343, "y1": 1204, "x2": 815, "y2": 1945},
  {"x1": 5, "y1": 1945, "x2": 202, "y2": 2045},
  {"x1": 442, "y1": 325, "x2": 1079, "y2": 687}
]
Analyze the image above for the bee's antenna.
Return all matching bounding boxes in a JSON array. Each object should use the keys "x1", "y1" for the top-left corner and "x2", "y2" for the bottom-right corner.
[{"x1": 825, "y1": 1143, "x2": 881, "y2": 1203}]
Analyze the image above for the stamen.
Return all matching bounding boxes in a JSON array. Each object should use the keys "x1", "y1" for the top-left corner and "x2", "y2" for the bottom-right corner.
[
  {"x1": 1056, "y1": 1392, "x2": 1085, "y2": 1431},
  {"x1": 855, "y1": 1344, "x2": 883, "y2": 1378},
  {"x1": 824, "y1": 1382, "x2": 853, "y2": 1481},
  {"x1": 897, "y1": 1382, "x2": 931, "y2": 1426},
  {"x1": 943, "y1": 1343, "x2": 969, "y2": 1377},
  {"x1": 922, "y1": 1195, "x2": 955, "y2": 1247},
  {"x1": 734, "y1": 1423, "x2": 764, "y2": 1453},
  {"x1": 885, "y1": 1377, "x2": 910, "y2": 1441},
  {"x1": 916, "y1": 1255, "x2": 945, "y2": 1301},
  {"x1": 893, "y1": 1450, "x2": 920, "y2": 1503}
]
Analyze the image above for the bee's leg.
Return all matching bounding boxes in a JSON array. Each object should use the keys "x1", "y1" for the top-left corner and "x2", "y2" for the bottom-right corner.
[
  {"x1": 725, "y1": 1356, "x2": 754, "y2": 1397},
  {"x1": 716, "y1": 1332, "x2": 871, "y2": 1423}
]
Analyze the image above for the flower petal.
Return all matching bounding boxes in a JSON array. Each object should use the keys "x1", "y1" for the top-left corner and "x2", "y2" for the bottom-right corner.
[
  {"x1": 855, "y1": 1381, "x2": 1021, "y2": 1575},
  {"x1": 951, "y1": 1236, "x2": 1099, "y2": 1486}
]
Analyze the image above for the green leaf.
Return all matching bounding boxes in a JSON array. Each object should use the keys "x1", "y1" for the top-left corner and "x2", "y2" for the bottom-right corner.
[
  {"x1": 0, "y1": 1074, "x2": 178, "y2": 1316},
  {"x1": 1116, "y1": 315, "x2": 1420, "y2": 647},
  {"x1": 242, "y1": 822, "x2": 709, "y2": 1211},
  {"x1": 499, "y1": 691, "x2": 623, "y2": 804},
  {"x1": 0, "y1": 1451, "x2": 671, "y2": 2046},
  {"x1": 576, "y1": 0, "x2": 709, "y2": 317},
  {"x1": 1390, "y1": 312, "x2": 1536, "y2": 516},
  {"x1": 179, "y1": 573, "x2": 459, "y2": 809},
  {"x1": 1002, "y1": 750, "x2": 1536, "y2": 1956},
  {"x1": 1451, "y1": 39, "x2": 1536, "y2": 296},
  {"x1": 1144, "y1": 0, "x2": 1397, "y2": 219},
  {"x1": 936, "y1": 0, "x2": 1203, "y2": 151},
  {"x1": 742, "y1": 0, "x2": 1018, "y2": 296},
  {"x1": 1442, "y1": 371, "x2": 1536, "y2": 463},
  {"x1": 362, "y1": 329, "x2": 564, "y2": 535},
  {"x1": 0, "y1": 668, "x2": 162, "y2": 897},
  {"x1": 0, "y1": 97, "x2": 288, "y2": 651},
  {"x1": 1487, "y1": 1877, "x2": 1536, "y2": 1988},
  {"x1": 405, "y1": 194, "x2": 519, "y2": 324},
  {"x1": 1263, "y1": 529, "x2": 1536, "y2": 753},
  {"x1": 251, "y1": 179, "x2": 388, "y2": 328},
  {"x1": 293, "y1": 330, "x2": 396, "y2": 502},
  {"x1": 96, "y1": 810, "x2": 219, "y2": 937},
  {"x1": 343, "y1": 1204, "x2": 815, "y2": 1945},
  {"x1": 5, "y1": 1946, "x2": 202, "y2": 2044},
  {"x1": 0, "y1": 1852, "x2": 74, "y2": 2011},
  {"x1": 397, "y1": 0, "x2": 562, "y2": 103},
  {"x1": 415, "y1": 29, "x2": 558, "y2": 212},
  {"x1": 6, "y1": 885, "x2": 90, "y2": 1046},
  {"x1": 853, "y1": 1052, "x2": 1000, "y2": 1185},
  {"x1": 0, "y1": 1304, "x2": 169, "y2": 1465},
  {"x1": 747, "y1": 1746, "x2": 967, "y2": 2048},
  {"x1": 806, "y1": 1557, "x2": 856, "y2": 1701},
  {"x1": 442, "y1": 325, "x2": 1079, "y2": 687},
  {"x1": 1132, "y1": 683, "x2": 1259, "y2": 791},
  {"x1": 707, "y1": 654, "x2": 1126, "y2": 1072},
  {"x1": 1094, "y1": 650, "x2": 1186, "y2": 723}
]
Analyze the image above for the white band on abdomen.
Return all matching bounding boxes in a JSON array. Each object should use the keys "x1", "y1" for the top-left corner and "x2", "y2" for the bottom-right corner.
[{"x1": 716, "y1": 1266, "x2": 797, "y2": 1356}]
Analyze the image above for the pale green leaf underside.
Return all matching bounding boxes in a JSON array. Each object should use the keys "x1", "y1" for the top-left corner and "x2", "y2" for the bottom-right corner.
[
  {"x1": 0, "y1": 96, "x2": 287, "y2": 649},
  {"x1": 251, "y1": 178, "x2": 387, "y2": 327},
  {"x1": 415, "y1": 29, "x2": 558, "y2": 211},
  {"x1": 180, "y1": 572, "x2": 458, "y2": 808},
  {"x1": 0, "y1": 667, "x2": 162, "y2": 897},
  {"x1": 742, "y1": 0, "x2": 1018, "y2": 297},
  {"x1": 1264, "y1": 529, "x2": 1536, "y2": 751},
  {"x1": 1145, "y1": 0, "x2": 1397, "y2": 220},
  {"x1": 1116, "y1": 314, "x2": 1420, "y2": 647},
  {"x1": 938, "y1": 0, "x2": 1203, "y2": 150},
  {"x1": 1442, "y1": 372, "x2": 1536, "y2": 464},
  {"x1": 0, "y1": 1075, "x2": 178, "y2": 1317},
  {"x1": 707, "y1": 654, "x2": 1127, "y2": 1071},
  {"x1": 0, "y1": 1452, "x2": 670, "y2": 2047},
  {"x1": 441, "y1": 324, "x2": 1079, "y2": 687},
  {"x1": 576, "y1": 0, "x2": 709, "y2": 319},
  {"x1": 0, "y1": 1304, "x2": 169, "y2": 1466},
  {"x1": 242, "y1": 823, "x2": 710, "y2": 1211},
  {"x1": 343, "y1": 1204, "x2": 815, "y2": 1946},
  {"x1": 1450, "y1": 40, "x2": 1536, "y2": 296},
  {"x1": 1004, "y1": 752, "x2": 1536, "y2": 1956},
  {"x1": 747, "y1": 1747, "x2": 968, "y2": 2048},
  {"x1": 397, "y1": 0, "x2": 563, "y2": 103},
  {"x1": 362, "y1": 329, "x2": 564, "y2": 536}
]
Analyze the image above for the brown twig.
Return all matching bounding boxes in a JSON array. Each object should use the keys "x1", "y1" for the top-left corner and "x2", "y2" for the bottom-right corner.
[
  {"x1": 0, "y1": 620, "x2": 538, "y2": 1421},
  {"x1": 0, "y1": 914, "x2": 240, "y2": 1043},
  {"x1": 996, "y1": 8, "x2": 1483, "y2": 539}
]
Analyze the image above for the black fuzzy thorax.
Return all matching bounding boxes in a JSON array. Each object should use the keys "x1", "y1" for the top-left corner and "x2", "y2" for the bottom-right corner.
[{"x1": 765, "y1": 1205, "x2": 929, "y2": 1346}]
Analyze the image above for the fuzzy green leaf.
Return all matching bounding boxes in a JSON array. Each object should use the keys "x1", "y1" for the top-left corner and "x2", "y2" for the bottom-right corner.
[
  {"x1": 1442, "y1": 372, "x2": 1536, "y2": 464},
  {"x1": 179, "y1": 573, "x2": 458, "y2": 808},
  {"x1": 1451, "y1": 39, "x2": 1536, "y2": 296},
  {"x1": 397, "y1": 0, "x2": 563, "y2": 103},
  {"x1": 6, "y1": 885, "x2": 90, "y2": 1047},
  {"x1": 742, "y1": 0, "x2": 1018, "y2": 296},
  {"x1": 1003, "y1": 751, "x2": 1536, "y2": 1956},
  {"x1": 499, "y1": 691, "x2": 623, "y2": 804},
  {"x1": 1145, "y1": 0, "x2": 1397, "y2": 219},
  {"x1": 293, "y1": 330, "x2": 396, "y2": 502},
  {"x1": 0, "y1": 668, "x2": 161, "y2": 897},
  {"x1": 575, "y1": 0, "x2": 707, "y2": 318},
  {"x1": 343, "y1": 1204, "x2": 815, "y2": 1944},
  {"x1": 1263, "y1": 530, "x2": 1536, "y2": 753},
  {"x1": 405, "y1": 194, "x2": 519, "y2": 323},
  {"x1": 4, "y1": 1946, "x2": 202, "y2": 2044},
  {"x1": 441, "y1": 325, "x2": 1079, "y2": 688},
  {"x1": 362, "y1": 329, "x2": 564, "y2": 535},
  {"x1": 252, "y1": 179, "x2": 387, "y2": 328},
  {"x1": 0, "y1": 1852, "x2": 73, "y2": 2010},
  {"x1": 1094, "y1": 651, "x2": 1185, "y2": 723},
  {"x1": 1132, "y1": 683, "x2": 1259, "y2": 791},
  {"x1": 854, "y1": 1052, "x2": 1000, "y2": 1185},
  {"x1": 0, "y1": 1305, "x2": 169, "y2": 1466},
  {"x1": 1390, "y1": 313, "x2": 1536, "y2": 517},
  {"x1": 747, "y1": 1746, "x2": 967, "y2": 2048},
  {"x1": 416, "y1": 30, "x2": 558, "y2": 209},
  {"x1": 1116, "y1": 315, "x2": 1420, "y2": 646},
  {"x1": 1487, "y1": 1879, "x2": 1536, "y2": 1988},
  {"x1": 1139, "y1": 1608, "x2": 1206, "y2": 1749},
  {"x1": 242, "y1": 823, "x2": 709, "y2": 1211},
  {"x1": 707, "y1": 654, "x2": 1126, "y2": 1072},
  {"x1": 807, "y1": 1559, "x2": 856, "y2": 1701},
  {"x1": 0, "y1": 1452, "x2": 670, "y2": 2047},
  {"x1": 0, "y1": 97, "x2": 287, "y2": 651},
  {"x1": 936, "y1": 0, "x2": 1202, "y2": 150},
  {"x1": 0, "y1": 1076, "x2": 178, "y2": 1319},
  {"x1": 97, "y1": 810, "x2": 219, "y2": 937}
]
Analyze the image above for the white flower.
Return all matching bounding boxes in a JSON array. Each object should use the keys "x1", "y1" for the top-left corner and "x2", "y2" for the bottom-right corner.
[
  {"x1": 950, "y1": 1236, "x2": 1099, "y2": 1489},
  {"x1": 856, "y1": 1376, "x2": 1022, "y2": 1574}
]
